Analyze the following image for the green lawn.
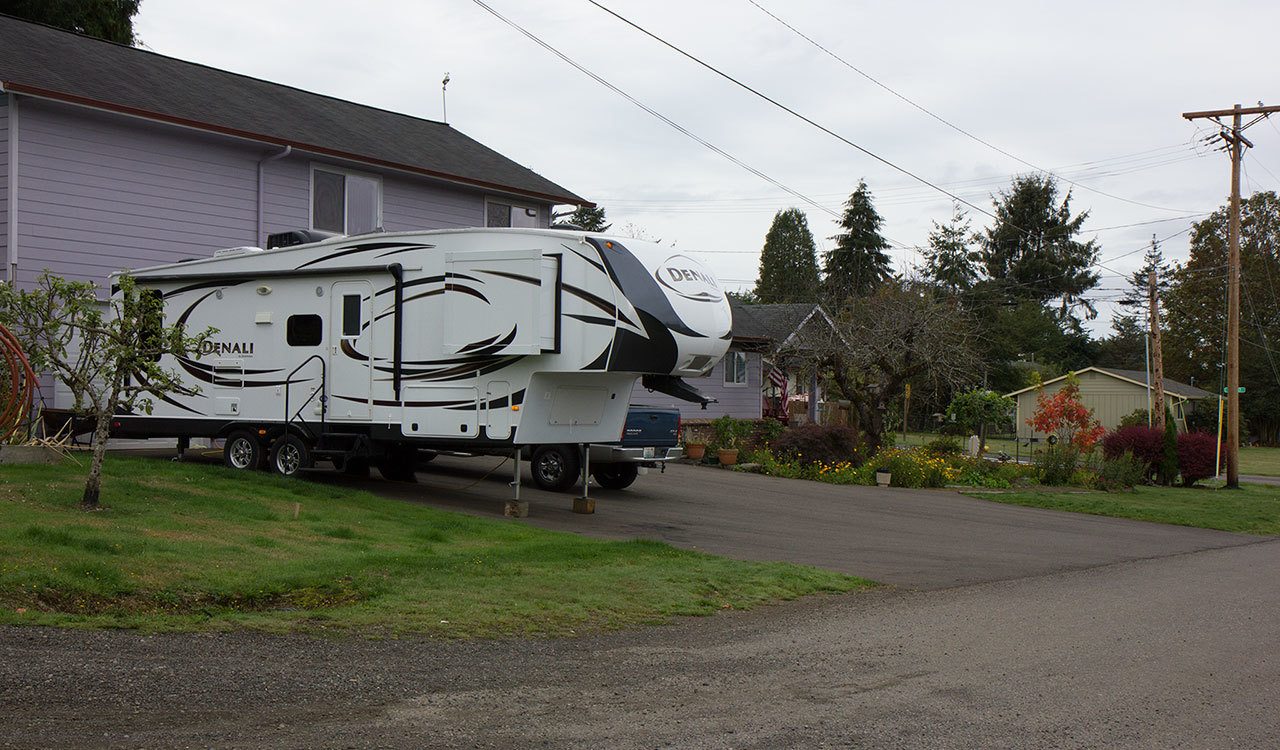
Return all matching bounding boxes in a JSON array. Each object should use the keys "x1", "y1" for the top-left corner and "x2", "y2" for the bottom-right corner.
[
  {"x1": 962, "y1": 483, "x2": 1280, "y2": 535},
  {"x1": 0, "y1": 456, "x2": 870, "y2": 636},
  {"x1": 1239, "y1": 446, "x2": 1280, "y2": 477}
]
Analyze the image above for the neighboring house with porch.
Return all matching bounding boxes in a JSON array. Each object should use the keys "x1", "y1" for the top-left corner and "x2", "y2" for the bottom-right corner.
[
  {"x1": 633, "y1": 299, "x2": 838, "y2": 421},
  {"x1": 1006, "y1": 366, "x2": 1215, "y2": 440},
  {"x1": 0, "y1": 14, "x2": 586, "y2": 290}
]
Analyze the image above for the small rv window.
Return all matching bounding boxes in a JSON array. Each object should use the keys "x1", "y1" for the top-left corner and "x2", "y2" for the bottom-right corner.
[
  {"x1": 287, "y1": 315, "x2": 322, "y2": 346},
  {"x1": 342, "y1": 295, "x2": 362, "y2": 337}
]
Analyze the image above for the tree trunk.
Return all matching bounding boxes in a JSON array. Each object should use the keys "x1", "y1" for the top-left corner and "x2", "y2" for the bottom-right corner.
[{"x1": 82, "y1": 392, "x2": 117, "y2": 510}]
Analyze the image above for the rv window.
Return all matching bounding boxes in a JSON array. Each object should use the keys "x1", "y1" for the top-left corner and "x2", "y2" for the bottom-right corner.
[
  {"x1": 724, "y1": 351, "x2": 748, "y2": 385},
  {"x1": 287, "y1": 315, "x2": 322, "y2": 346},
  {"x1": 342, "y1": 295, "x2": 362, "y2": 337}
]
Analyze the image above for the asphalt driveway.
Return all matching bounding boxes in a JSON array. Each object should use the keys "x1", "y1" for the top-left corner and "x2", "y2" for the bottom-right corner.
[{"x1": 308, "y1": 454, "x2": 1256, "y2": 590}]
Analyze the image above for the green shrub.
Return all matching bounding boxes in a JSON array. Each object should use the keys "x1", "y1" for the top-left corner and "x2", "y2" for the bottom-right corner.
[
  {"x1": 771, "y1": 425, "x2": 862, "y2": 466},
  {"x1": 1118, "y1": 408, "x2": 1150, "y2": 429},
  {"x1": 710, "y1": 416, "x2": 754, "y2": 452},
  {"x1": 1086, "y1": 452, "x2": 1147, "y2": 491},
  {"x1": 922, "y1": 436, "x2": 964, "y2": 456},
  {"x1": 1159, "y1": 410, "x2": 1179, "y2": 485},
  {"x1": 1035, "y1": 446, "x2": 1080, "y2": 486}
]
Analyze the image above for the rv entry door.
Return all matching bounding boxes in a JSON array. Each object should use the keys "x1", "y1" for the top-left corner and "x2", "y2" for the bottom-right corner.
[{"x1": 330, "y1": 281, "x2": 374, "y2": 421}]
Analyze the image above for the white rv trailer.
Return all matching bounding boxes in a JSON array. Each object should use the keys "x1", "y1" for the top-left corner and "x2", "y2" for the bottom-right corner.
[{"x1": 110, "y1": 227, "x2": 731, "y2": 500}]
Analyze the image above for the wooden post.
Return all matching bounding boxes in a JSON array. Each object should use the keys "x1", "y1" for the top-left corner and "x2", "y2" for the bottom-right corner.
[
  {"x1": 1148, "y1": 268, "x2": 1166, "y2": 432},
  {"x1": 1182, "y1": 102, "x2": 1280, "y2": 488}
]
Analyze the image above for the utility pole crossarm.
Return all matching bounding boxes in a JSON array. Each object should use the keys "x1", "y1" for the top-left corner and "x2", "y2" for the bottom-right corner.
[{"x1": 1183, "y1": 104, "x2": 1280, "y2": 120}]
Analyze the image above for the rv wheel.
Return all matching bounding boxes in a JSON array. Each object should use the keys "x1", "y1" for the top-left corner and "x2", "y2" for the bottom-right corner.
[
  {"x1": 223, "y1": 431, "x2": 265, "y2": 471},
  {"x1": 592, "y1": 464, "x2": 638, "y2": 490},
  {"x1": 531, "y1": 445, "x2": 580, "y2": 493},
  {"x1": 269, "y1": 435, "x2": 311, "y2": 477}
]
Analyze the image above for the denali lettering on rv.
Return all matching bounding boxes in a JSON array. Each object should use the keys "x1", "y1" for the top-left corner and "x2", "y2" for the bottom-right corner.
[
  {"x1": 655, "y1": 254, "x2": 723, "y2": 302},
  {"x1": 199, "y1": 341, "x2": 255, "y2": 357}
]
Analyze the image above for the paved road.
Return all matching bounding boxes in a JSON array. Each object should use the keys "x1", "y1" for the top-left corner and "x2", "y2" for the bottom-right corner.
[
  {"x1": 308, "y1": 454, "x2": 1255, "y2": 590},
  {"x1": 4, "y1": 538, "x2": 1278, "y2": 749}
]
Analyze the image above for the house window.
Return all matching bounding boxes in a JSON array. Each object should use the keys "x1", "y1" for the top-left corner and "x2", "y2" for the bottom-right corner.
[
  {"x1": 286, "y1": 315, "x2": 322, "y2": 347},
  {"x1": 724, "y1": 351, "x2": 748, "y2": 385},
  {"x1": 486, "y1": 199, "x2": 540, "y2": 228},
  {"x1": 312, "y1": 166, "x2": 381, "y2": 235}
]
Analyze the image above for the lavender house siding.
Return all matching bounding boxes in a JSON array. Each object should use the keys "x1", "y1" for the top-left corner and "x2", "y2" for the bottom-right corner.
[
  {"x1": 380, "y1": 171, "x2": 484, "y2": 231},
  {"x1": 629, "y1": 351, "x2": 763, "y2": 420},
  {"x1": 14, "y1": 99, "x2": 258, "y2": 284},
  {"x1": 1, "y1": 97, "x2": 9, "y2": 274}
]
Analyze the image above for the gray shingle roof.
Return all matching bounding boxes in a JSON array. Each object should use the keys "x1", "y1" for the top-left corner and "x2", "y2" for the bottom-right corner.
[
  {"x1": 1095, "y1": 368, "x2": 1216, "y2": 400},
  {"x1": 0, "y1": 15, "x2": 586, "y2": 205},
  {"x1": 730, "y1": 300, "x2": 828, "y2": 346}
]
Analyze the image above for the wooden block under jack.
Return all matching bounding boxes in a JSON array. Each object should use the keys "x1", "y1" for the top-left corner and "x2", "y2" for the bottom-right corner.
[
  {"x1": 572, "y1": 496, "x2": 596, "y2": 514},
  {"x1": 504, "y1": 500, "x2": 529, "y2": 518}
]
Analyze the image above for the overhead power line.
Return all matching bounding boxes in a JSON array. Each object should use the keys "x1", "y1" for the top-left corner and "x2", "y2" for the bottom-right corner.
[
  {"x1": 471, "y1": 0, "x2": 916, "y2": 249},
  {"x1": 587, "y1": 0, "x2": 1005, "y2": 224},
  {"x1": 744, "y1": 0, "x2": 1209, "y2": 215}
]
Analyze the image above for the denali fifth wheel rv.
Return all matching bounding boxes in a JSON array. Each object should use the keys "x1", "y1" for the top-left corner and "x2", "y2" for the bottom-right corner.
[{"x1": 109, "y1": 228, "x2": 731, "y2": 506}]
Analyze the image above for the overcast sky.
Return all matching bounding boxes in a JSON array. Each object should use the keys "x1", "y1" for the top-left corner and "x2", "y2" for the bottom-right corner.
[{"x1": 134, "y1": 0, "x2": 1280, "y2": 335}]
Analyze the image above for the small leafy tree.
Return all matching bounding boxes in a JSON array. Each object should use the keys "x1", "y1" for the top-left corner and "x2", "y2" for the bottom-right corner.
[
  {"x1": 1027, "y1": 374, "x2": 1105, "y2": 451},
  {"x1": 945, "y1": 388, "x2": 1015, "y2": 453},
  {"x1": 0, "y1": 272, "x2": 213, "y2": 509}
]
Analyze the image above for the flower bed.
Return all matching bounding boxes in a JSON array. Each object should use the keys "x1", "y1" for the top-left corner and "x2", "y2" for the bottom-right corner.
[{"x1": 751, "y1": 444, "x2": 1034, "y2": 489}]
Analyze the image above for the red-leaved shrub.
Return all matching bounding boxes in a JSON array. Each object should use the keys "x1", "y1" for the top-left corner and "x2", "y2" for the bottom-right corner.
[
  {"x1": 771, "y1": 424, "x2": 862, "y2": 466},
  {"x1": 1177, "y1": 431, "x2": 1221, "y2": 486},
  {"x1": 1102, "y1": 426, "x2": 1164, "y2": 477}
]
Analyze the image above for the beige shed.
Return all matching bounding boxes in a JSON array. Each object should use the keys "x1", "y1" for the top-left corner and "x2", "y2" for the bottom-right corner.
[{"x1": 1006, "y1": 367, "x2": 1216, "y2": 440}]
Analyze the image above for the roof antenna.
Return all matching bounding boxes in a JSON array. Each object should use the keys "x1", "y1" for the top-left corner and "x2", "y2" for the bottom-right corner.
[{"x1": 441, "y1": 72, "x2": 451, "y2": 124}]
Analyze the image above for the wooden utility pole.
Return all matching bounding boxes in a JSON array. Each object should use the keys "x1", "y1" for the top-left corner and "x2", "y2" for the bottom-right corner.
[
  {"x1": 1148, "y1": 267, "x2": 1166, "y2": 432},
  {"x1": 1182, "y1": 103, "x2": 1280, "y2": 488}
]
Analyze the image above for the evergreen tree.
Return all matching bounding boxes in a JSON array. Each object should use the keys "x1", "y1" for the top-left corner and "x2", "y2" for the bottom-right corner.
[
  {"x1": 1118, "y1": 234, "x2": 1173, "y2": 312},
  {"x1": 824, "y1": 180, "x2": 891, "y2": 303},
  {"x1": 1096, "y1": 314, "x2": 1147, "y2": 371},
  {"x1": 922, "y1": 203, "x2": 980, "y2": 292},
  {"x1": 3, "y1": 0, "x2": 140, "y2": 44},
  {"x1": 754, "y1": 208, "x2": 820, "y2": 304},
  {"x1": 552, "y1": 205, "x2": 611, "y2": 232},
  {"x1": 981, "y1": 174, "x2": 1100, "y2": 314}
]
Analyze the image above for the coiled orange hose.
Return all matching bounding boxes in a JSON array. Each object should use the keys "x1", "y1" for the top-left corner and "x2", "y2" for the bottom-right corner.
[{"x1": 0, "y1": 322, "x2": 36, "y2": 443}]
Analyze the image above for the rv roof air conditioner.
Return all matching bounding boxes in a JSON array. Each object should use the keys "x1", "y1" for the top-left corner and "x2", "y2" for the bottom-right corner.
[
  {"x1": 213, "y1": 246, "x2": 265, "y2": 258},
  {"x1": 266, "y1": 229, "x2": 339, "y2": 250}
]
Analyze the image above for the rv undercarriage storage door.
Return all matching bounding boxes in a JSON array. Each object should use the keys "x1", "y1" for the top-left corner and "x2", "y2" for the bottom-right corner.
[{"x1": 330, "y1": 281, "x2": 374, "y2": 420}]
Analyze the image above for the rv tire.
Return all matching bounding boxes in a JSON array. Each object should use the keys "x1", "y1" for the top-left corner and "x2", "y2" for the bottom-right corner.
[
  {"x1": 269, "y1": 435, "x2": 311, "y2": 477},
  {"x1": 223, "y1": 431, "x2": 265, "y2": 471},
  {"x1": 531, "y1": 445, "x2": 580, "y2": 493},
  {"x1": 592, "y1": 463, "x2": 638, "y2": 490}
]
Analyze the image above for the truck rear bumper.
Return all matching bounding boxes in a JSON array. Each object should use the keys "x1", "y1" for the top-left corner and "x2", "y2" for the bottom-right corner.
[{"x1": 588, "y1": 445, "x2": 682, "y2": 465}]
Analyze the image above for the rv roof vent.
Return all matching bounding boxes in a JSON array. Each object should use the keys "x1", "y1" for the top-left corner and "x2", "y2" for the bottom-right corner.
[
  {"x1": 267, "y1": 229, "x2": 339, "y2": 250},
  {"x1": 213, "y1": 246, "x2": 265, "y2": 258}
]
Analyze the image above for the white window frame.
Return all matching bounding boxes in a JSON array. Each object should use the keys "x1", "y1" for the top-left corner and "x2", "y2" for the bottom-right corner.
[
  {"x1": 310, "y1": 164, "x2": 384, "y2": 234},
  {"x1": 484, "y1": 197, "x2": 541, "y2": 228},
  {"x1": 723, "y1": 351, "x2": 749, "y2": 387}
]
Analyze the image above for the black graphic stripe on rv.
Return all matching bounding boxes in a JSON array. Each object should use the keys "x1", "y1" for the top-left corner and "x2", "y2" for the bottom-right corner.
[
  {"x1": 376, "y1": 244, "x2": 436, "y2": 259},
  {"x1": 586, "y1": 237, "x2": 707, "y2": 340},
  {"x1": 478, "y1": 270, "x2": 539, "y2": 285},
  {"x1": 176, "y1": 289, "x2": 222, "y2": 328},
  {"x1": 378, "y1": 356, "x2": 527, "y2": 384},
  {"x1": 560, "y1": 283, "x2": 637, "y2": 328},
  {"x1": 565, "y1": 313, "x2": 616, "y2": 328},
  {"x1": 340, "y1": 341, "x2": 369, "y2": 362},
  {"x1": 294, "y1": 242, "x2": 434, "y2": 270},
  {"x1": 132, "y1": 368, "x2": 206, "y2": 415},
  {"x1": 333, "y1": 394, "x2": 475, "y2": 408},
  {"x1": 176, "y1": 359, "x2": 300, "y2": 389},
  {"x1": 175, "y1": 357, "x2": 284, "y2": 376},
  {"x1": 374, "y1": 273, "x2": 481, "y2": 297},
  {"x1": 563, "y1": 243, "x2": 607, "y2": 275},
  {"x1": 163, "y1": 279, "x2": 247, "y2": 300},
  {"x1": 584, "y1": 345, "x2": 610, "y2": 371}
]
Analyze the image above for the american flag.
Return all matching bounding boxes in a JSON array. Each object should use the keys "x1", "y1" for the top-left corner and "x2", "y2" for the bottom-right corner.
[{"x1": 767, "y1": 366, "x2": 789, "y2": 416}]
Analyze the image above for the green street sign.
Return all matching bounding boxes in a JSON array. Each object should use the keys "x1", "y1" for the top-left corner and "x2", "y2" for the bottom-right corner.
[{"x1": 1222, "y1": 387, "x2": 1246, "y2": 393}]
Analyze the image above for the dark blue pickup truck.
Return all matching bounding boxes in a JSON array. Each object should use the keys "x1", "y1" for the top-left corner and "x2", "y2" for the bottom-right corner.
[{"x1": 527, "y1": 405, "x2": 682, "y2": 492}]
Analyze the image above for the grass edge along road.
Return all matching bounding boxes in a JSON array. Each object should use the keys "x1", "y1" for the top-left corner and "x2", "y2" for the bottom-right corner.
[
  {"x1": 0, "y1": 456, "x2": 871, "y2": 637},
  {"x1": 963, "y1": 483, "x2": 1280, "y2": 535}
]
